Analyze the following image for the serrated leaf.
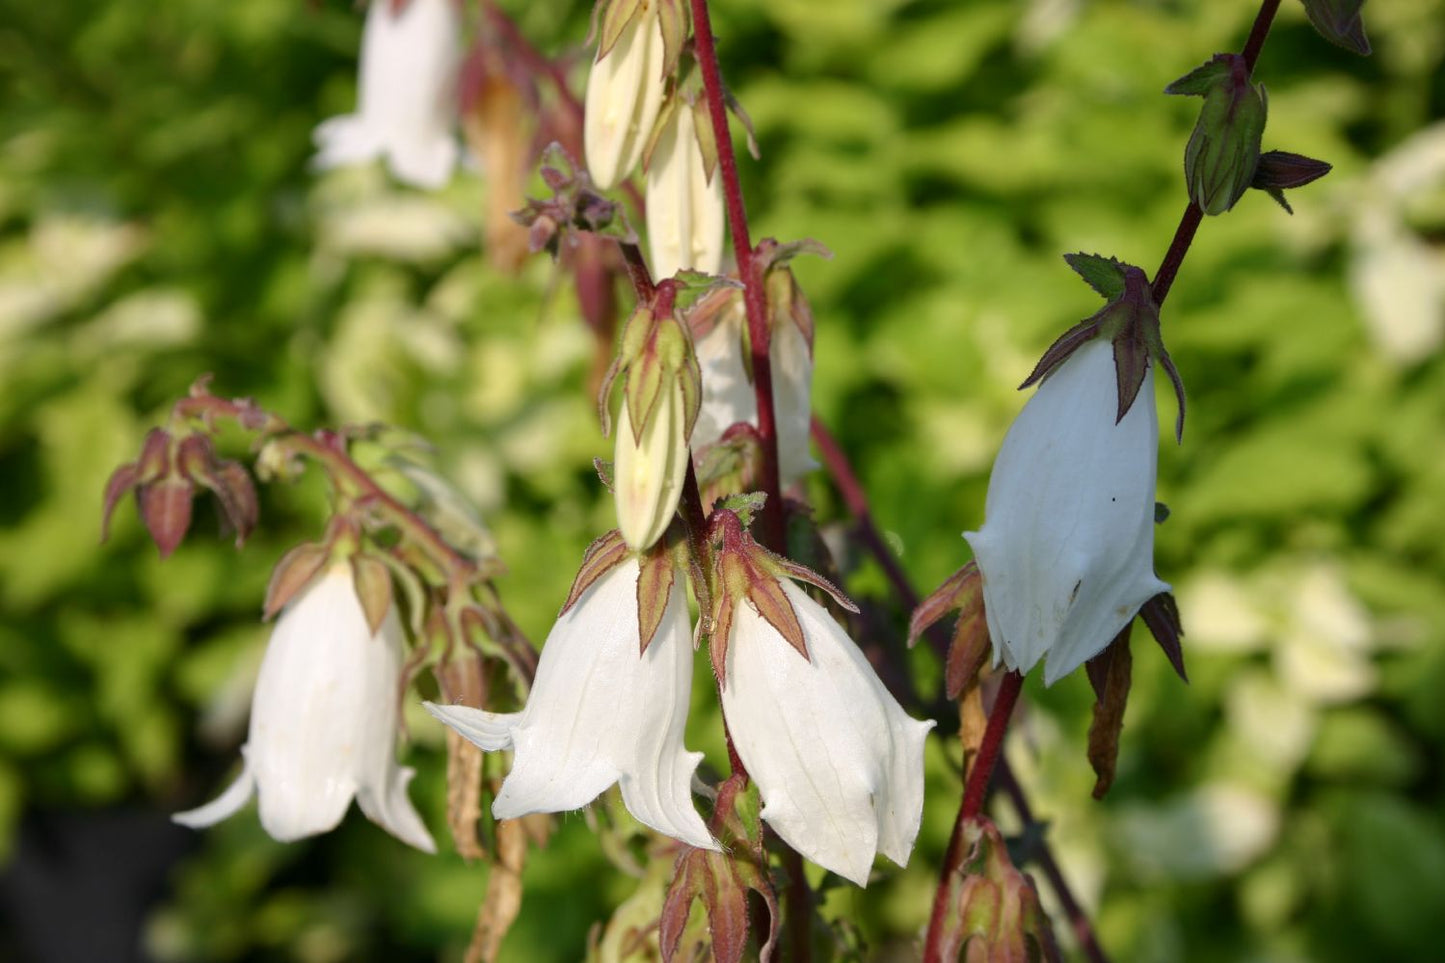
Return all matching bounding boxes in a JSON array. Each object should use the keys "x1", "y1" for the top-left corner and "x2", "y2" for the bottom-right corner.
[{"x1": 1063, "y1": 252, "x2": 1129, "y2": 302}]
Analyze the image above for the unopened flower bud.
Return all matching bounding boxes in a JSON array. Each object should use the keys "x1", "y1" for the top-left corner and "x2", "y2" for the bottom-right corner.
[
  {"x1": 646, "y1": 99, "x2": 725, "y2": 279},
  {"x1": 1301, "y1": 0, "x2": 1371, "y2": 56},
  {"x1": 935, "y1": 817, "x2": 1062, "y2": 961},
  {"x1": 614, "y1": 376, "x2": 689, "y2": 551},
  {"x1": 584, "y1": 1, "x2": 667, "y2": 189},
  {"x1": 1167, "y1": 55, "x2": 1267, "y2": 215}
]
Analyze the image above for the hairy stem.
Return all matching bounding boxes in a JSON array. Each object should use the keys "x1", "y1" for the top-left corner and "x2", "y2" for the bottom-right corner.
[{"x1": 688, "y1": 0, "x2": 783, "y2": 550}]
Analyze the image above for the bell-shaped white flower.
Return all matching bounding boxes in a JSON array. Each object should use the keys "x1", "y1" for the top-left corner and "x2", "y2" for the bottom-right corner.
[
  {"x1": 721, "y1": 582, "x2": 933, "y2": 886},
  {"x1": 426, "y1": 558, "x2": 715, "y2": 850},
  {"x1": 174, "y1": 564, "x2": 435, "y2": 851},
  {"x1": 692, "y1": 305, "x2": 817, "y2": 484},
  {"x1": 584, "y1": 6, "x2": 667, "y2": 190},
  {"x1": 313, "y1": 0, "x2": 462, "y2": 190},
  {"x1": 964, "y1": 339, "x2": 1169, "y2": 685},
  {"x1": 615, "y1": 380, "x2": 690, "y2": 551},
  {"x1": 646, "y1": 103, "x2": 725, "y2": 280}
]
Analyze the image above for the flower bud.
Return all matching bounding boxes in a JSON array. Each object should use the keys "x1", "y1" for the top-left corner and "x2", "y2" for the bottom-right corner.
[
  {"x1": 584, "y1": 2, "x2": 667, "y2": 189},
  {"x1": 646, "y1": 99, "x2": 725, "y2": 279},
  {"x1": 1167, "y1": 55, "x2": 1267, "y2": 215},
  {"x1": 1301, "y1": 0, "x2": 1371, "y2": 56},
  {"x1": 614, "y1": 375, "x2": 689, "y2": 551}
]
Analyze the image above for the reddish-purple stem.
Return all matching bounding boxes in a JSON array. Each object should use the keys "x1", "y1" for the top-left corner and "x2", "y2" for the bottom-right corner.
[
  {"x1": 1150, "y1": 0, "x2": 1281, "y2": 306},
  {"x1": 922, "y1": 672, "x2": 1023, "y2": 963},
  {"x1": 688, "y1": 0, "x2": 784, "y2": 551}
]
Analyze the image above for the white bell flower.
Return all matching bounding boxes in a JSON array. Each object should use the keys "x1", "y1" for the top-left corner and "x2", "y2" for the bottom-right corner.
[
  {"x1": 426, "y1": 558, "x2": 716, "y2": 850},
  {"x1": 646, "y1": 104, "x2": 725, "y2": 280},
  {"x1": 964, "y1": 339, "x2": 1169, "y2": 685},
  {"x1": 720, "y1": 581, "x2": 933, "y2": 886},
  {"x1": 174, "y1": 564, "x2": 436, "y2": 851},
  {"x1": 584, "y1": 5, "x2": 667, "y2": 190},
  {"x1": 313, "y1": 0, "x2": 463, "y2": 190},
  {"x1": 692, "y1": 305, "x2": 817, "y2": 484}
]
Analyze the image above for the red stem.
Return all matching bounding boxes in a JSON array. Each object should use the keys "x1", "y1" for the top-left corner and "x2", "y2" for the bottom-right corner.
[
  {"x1": 1150, "y1": 0, "x2": 1281, "y2": 307},
  {"x1": 688, "y1": 0, "x2": 784, "y2": 550},
  {"x1": 922, "y1": 672, "x2": 1023, "y2": 963}
]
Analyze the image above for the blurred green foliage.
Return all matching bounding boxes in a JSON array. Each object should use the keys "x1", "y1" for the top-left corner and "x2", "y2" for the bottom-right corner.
[{"x1": 1, "y1": 0, "x2": 1443, "y2": 960}]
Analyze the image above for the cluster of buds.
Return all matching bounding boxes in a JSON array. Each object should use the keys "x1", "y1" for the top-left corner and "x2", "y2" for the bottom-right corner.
[
  {"x1": 103, "y1": 427, "x2": 258, "y2": 558},
  {"x1": 313, "y1": 0, "x2": 464, "y2": 190},
  {"x1": 932, "y1": 816, "x2": 1061, "y2": 962},
  {"x1": 431, "y1": 503, "x2": 933, "y2": 888},
  {"x1": 599, "y1": 286, "x2": 703, "y2": 551}
]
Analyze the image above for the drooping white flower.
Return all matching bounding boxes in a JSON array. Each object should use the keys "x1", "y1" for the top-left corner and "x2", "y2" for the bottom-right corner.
[
  {"x1": 313, "y1": 0, "x2": 463, "y2": 190},
  {"x1": 964, "y1": 339, "x2": 1169, "y2": 685},
  {"x1": 584, "y1": 4, "x2": 667, "y2": 190},
  {"x1": 646, "y1": 102, "x2": 725, "y2": 280},
  {"x1": 174, "y1": 564, "x2": 435, "y2": 851},
  {"x1": 426, "y1": 557, "x2": 715, "y2": 850},
  {"x1": 691, "y1": 303, "x2": 817, "y2": 484},
  {"x1": 721, "y1": 581, "x2": 933, "y2": 886}
]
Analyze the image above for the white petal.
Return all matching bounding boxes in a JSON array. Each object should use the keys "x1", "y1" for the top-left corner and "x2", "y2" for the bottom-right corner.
[
  {"x1": 172, "y1": 753, "x2": 256, "y2": 829},
  {"x1": 357, "y1": 764, "x2": 436, "y2": 854},
  {"x1": 722, "y1": 583, "x2": 933, "y2": 886},
  {"x1": 433, "y1": 559, "x2": 715, "y2": 850},
  {"x1": 350, "y1": 607, "x2": 436, "y2": 852},
  {"x1": 965, "y1": 339, "x2": 1167, "y2": 685},
  {"x1": 312, "y1": 0, "x2": 462, "y2": 189},
  {"x1": 424, "y1": 702, "x2": 519, "y2": 751},
  {"x1": 691, "y1": 309, "x2": 817, "y2": 485}
]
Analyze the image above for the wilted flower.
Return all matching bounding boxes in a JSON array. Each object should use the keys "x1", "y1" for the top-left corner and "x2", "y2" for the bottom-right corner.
[
  {"x1": 646, "y1": 100, "x2": 725, "y2": 279},
  {"x1": 965, "y1": 338, "x2": 1169, "y2": 685},
  {"x1": 174, "y1": 563, "x2": 435, "y2": 851},
  {"x1": 584, "y1": 1, "x2": 667, "y2": 190},
  {"x1": 427, "y1": 555, "x2": 716, "y2": 850},
  {"x1": 313, "y1": 0, "x2": 463, "y2": 190},
  {"x1": 710, "y1": 525, "x2": 932, "y2": 886},
  {"x1": 691, "y1": 299, "x2": 816, "y2": 484}
]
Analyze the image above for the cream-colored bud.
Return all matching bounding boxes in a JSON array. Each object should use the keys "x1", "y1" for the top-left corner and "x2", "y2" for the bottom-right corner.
[
  {"x1": 584, "y1": 6, "x2": 667, "y2": 190},
  {"x1": 646, "y1": 104, "x2": 725, "y2": 279},
  {"x1": 614, "y1": 382, "x2": 689, "y2": 551}
]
